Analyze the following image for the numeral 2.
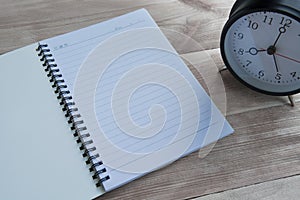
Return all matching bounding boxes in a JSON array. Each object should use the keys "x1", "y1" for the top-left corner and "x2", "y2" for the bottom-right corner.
[{"x1": 280, "y1": 17, "x2": 292, "y2": 27}]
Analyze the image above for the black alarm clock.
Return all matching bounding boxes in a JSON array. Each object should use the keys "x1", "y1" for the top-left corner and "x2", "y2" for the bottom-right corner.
[{"x1": 220, "y1": 0, "x2": 300, "y2": 105}]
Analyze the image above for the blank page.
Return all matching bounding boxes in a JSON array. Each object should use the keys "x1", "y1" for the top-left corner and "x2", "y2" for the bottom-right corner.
[
  {"x1": 41, "y1": 9, "x2": 234, "y2": 191},
  {"x1": 0, "y1": 44, "x2": 103, "y2": 200}
]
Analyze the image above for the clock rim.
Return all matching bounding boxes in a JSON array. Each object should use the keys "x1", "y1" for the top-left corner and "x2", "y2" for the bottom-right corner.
[{"x1": 220, "y1": 6, "x2": 300, "y2": 96}]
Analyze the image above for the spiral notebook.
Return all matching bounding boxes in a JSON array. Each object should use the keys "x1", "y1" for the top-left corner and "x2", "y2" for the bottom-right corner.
[{"x1": 0, "y1": 9, "x2": 233, "y2": 200}]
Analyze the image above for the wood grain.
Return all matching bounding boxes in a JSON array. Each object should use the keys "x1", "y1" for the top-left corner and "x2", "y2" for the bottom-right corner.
[
  {"x1": 97, "y1": 50, "x2": 300, "y2": 200},
  {"x1": 99, "y1": 103, "x2": 300, "y2": 200},
  {"x1": 195, "y1": 175, "x2": 300, "y2": 200},
  {"x1": 0, "y1": 0, "x2": 235, "y2": 54},
  {"x1": 182, "y1": 49, "x2": 300, "y2": 115},
  {"x1": 1, "y1": 0, "x2": 300, "y2": 200}
]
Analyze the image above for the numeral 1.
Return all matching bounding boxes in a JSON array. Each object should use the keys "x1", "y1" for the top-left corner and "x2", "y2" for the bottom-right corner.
[
  {"x1": 248, "y1": 20, "x2": 259, "y2": 30},
  {"x1": 280, "y1": 17, "x2": 292, "y2": 27},
  {"x1": 263, "y1": 16, "x2": 273, "y2": 25}
]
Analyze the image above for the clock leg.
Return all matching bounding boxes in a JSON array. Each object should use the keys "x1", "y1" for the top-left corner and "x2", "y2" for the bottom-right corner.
[
  {"x1": 288, "y1": 95, "x2": 295, "y2": 107},
  {"x1": 219, "y1": 65, "x2": 228, "y2": 73}
]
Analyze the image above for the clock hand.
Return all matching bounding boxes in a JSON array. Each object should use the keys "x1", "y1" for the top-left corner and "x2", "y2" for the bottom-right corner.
[
  {"x1": 263, "y1": 46, "x2": 280, "y2": 73},
  {"x1": 275, "y1": 52, "x2": 300, "y2": 64},
  {"x1": 257, "y1": 49, "x2": 267, "y2": 53},
  {"x1": 246, "y1": 47, "x2": 266, "y2": 55},
  {"x1": 273, "y1": 26, "x2": 287, "y2": 47},
  {"x1": 262, "y1": 46, "x2": 300, "y2": 64},
  {"x1": 272, "y1": 55, "x2": 279, "y2": 73}
]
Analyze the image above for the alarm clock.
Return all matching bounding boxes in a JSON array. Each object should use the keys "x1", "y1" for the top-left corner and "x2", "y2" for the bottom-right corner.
[{"x1": 220, "y1": 0, "x2": 300, "y2": 105}]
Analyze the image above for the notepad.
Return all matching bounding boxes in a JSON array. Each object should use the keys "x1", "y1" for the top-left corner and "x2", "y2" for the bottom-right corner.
[{"x1": 0, "y1": 9, "x2": 233, "y2": 199}]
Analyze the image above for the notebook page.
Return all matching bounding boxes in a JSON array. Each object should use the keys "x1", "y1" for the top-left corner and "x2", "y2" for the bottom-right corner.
[
  {"x1": 41, "y1": 9, "x2": 234, "y2": 191},
  {"x1": 0, "y1": 44, "x2": 103, "y2": 200}
]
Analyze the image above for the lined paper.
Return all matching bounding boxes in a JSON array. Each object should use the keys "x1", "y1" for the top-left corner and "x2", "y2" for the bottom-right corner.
[{"x1": 42, "y1": 9, "x2": 234, "y2": 192}]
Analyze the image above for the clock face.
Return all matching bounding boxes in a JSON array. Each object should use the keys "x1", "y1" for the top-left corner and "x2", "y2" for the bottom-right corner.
[{"x1": 222, "y1": 10, "x2": 300, "y2": 95}]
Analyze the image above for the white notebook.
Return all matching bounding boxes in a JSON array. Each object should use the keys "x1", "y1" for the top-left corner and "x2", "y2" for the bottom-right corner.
[{"x1": 0, "y1": 9, "x2": 233, "y2": 199}]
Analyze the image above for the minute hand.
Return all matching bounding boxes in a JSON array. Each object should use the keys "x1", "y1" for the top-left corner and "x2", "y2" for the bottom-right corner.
[{"x1": 273, "y1": 26, "x2": 287, "y2": 46}]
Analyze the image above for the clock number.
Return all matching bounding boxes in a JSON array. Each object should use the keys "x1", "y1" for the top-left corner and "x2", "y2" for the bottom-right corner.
[
  {"x1": 258, "y1": 70, "x2": 265, "y2": 77},
  {"x1": 237, "y1": 33, "x2": 244, "y2": 40},
  {"x1": 246, "y1": 60, "x2": 252, "y2": 67},
  {"x1": 275, "y1": 73, "x2": 282, "y2": 80},
  {"x1": 238, "y1": 48, "x2": 245, "y2": 55},
  {"x1": 291, "y1": 72, "x2": 297, "y2": 78},
  {"x1": 248, "y1": 20, "x2": 259, "y2": 30},
  {"x1": 280, "y1": 17, "x2": 292, "y2": 27},
  {"x1": 263, "y1": 16, "x2": 273, "y2": 25}
]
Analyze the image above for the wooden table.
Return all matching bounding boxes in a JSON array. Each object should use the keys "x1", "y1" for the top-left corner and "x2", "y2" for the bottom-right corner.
[{"x1": 1, "y1": 0, "x2": 300, "y2": 199}]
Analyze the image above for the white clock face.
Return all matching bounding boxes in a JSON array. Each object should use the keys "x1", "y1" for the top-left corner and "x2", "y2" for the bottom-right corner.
[{"x1": 223, "y1": 11, "x2": 300, "y2": 95}]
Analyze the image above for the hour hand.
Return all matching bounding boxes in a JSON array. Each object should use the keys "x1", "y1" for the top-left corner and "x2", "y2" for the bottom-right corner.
[{"x1": 245, "y1": 47, "x2": 266, "y2": 55}]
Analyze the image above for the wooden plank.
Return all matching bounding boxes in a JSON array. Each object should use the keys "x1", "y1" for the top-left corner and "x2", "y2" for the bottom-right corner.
[
  {"x1": 181, "y1": 49, "x2": 300, "y2": 115},
  {"x1": 98, "y1": 103, "x2": 300, "y2": 200},
  {"x1": 0, "y1": 0, "x2": 235, "y2": 54},
  {"x1": 96, "y1": 50, "x2": 300, "y2": 200},
  {"x1": 1, "y1": 1, "x2": 300, "y2": 200},
  {"x1": 193, "y1": 175, "x2": 300, "y2": 200}
]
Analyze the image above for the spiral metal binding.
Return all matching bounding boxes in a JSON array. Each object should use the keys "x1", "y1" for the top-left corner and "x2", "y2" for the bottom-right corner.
[{"x1": 36, "y1": 43, "x2": 110, "y2": 187}]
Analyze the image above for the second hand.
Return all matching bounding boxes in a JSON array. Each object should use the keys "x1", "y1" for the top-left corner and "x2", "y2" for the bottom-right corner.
[
  {"x1": 275, "y1": 53, "x2": 300, "y2": 64},
  {"x1": 261, "y1": 47, "x2": 300, "y2": 64}
]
